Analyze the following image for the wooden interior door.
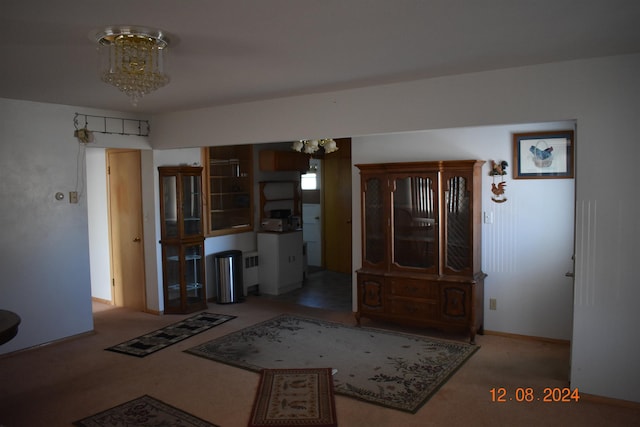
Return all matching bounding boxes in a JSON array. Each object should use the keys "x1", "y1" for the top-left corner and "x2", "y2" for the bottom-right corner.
[
  {"x1": 323, "y1": 138, "x2": 352, "y2": 274},
  {"x1": 107, "y1": 149, "x2": 146, "y2": 310}
]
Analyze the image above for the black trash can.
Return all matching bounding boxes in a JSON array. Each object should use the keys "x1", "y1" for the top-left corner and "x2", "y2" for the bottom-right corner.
[{"x1": 214, "y1": 250, "x2": 244, "y2": 304}]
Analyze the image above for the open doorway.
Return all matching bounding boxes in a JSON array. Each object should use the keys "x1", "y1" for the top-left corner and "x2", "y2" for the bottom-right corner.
[
  {"x1": 301, "y1": 138, "x2": 352, "y2": 275},
  {"x1": 276, "y1": 139, "x2": 352, "y2": 311},
  {"x1": 301, "y1": 158, "x2": 322, "y2": 270}
]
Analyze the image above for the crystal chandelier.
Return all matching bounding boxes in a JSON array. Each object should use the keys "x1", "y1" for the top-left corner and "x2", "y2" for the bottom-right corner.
[
  {"x1": 93, "y1": 26, "x2": 170, "y2": 106},
  {"x1": 292, "y1": 138, "x2": 339, "y2": 154}
]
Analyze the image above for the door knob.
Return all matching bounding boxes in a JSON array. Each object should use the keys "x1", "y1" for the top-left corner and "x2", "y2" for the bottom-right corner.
[{"x1": 133, "y1": 237, "x2": 141, "y2": 242}]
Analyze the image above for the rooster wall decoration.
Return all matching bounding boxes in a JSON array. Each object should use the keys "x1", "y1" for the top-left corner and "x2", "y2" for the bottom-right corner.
[{"x1": 489, "y1": 160, "x2": 508, "y2": 203}]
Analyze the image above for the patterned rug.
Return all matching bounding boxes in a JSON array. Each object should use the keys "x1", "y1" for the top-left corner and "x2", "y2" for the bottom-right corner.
[
  {"x1": 73, "y1": 395, "x2": 219, "y2": 427},
  {"x1": 248, "y1": 368, "x2": 337, "y2": 427},
  {"x1": 106, "y1": 312, "x2": 235, "y2": 357},
  {"x1": 186, "y1": 314, "x2": 478, "y2": 413}
]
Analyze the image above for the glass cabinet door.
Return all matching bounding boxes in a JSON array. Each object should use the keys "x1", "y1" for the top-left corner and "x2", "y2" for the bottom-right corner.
[
  {"x1": 362, "y1": 176, "x2": 386, "y2": 268},
  {"x1": 391, "y1": 174, "x2": 438, "y2": 272},
  {"x1": 182, "y1": 173, "x2": 202, "y2": 237},
  {"x1": 183, "y1": 242, "x2": 204, "y2": 305},
  {"x1": 163, "y1": 243, "x2": 181, "y2": 311},
  {"x1": 444, "y1": 175, "x2": 472, "y2": 273},
  {"x1": 162, "y1": 175, "x2": 178, "y2": 239}
]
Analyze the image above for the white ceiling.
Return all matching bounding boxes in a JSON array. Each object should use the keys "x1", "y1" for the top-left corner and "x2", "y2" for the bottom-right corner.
[{"x1": 2, "y1": 0, "x2": 640, "y2": 115}]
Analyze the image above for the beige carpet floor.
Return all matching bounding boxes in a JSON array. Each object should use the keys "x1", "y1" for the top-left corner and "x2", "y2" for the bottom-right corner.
[{"x1": 1, "y1": 297, "x2": 639, "y2": 427}]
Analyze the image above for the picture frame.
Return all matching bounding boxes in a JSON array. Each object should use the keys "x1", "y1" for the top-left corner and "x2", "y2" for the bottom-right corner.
[{"x1": 512, "y1": 130, "x2": 574, "y2": 179}]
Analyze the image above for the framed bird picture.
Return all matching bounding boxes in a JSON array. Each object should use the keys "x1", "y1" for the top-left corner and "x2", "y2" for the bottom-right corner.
[{"x1": 512, "y1": 130, "x2": 574, "y2": 179}]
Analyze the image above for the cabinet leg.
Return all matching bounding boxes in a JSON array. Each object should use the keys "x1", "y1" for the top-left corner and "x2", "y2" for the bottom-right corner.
[
  {"x1": 469, "y1": 328, "x2": 477, "y2": 345},
  {"x1": 354, "y1": 312, "x2": 361, "y2": 326}
]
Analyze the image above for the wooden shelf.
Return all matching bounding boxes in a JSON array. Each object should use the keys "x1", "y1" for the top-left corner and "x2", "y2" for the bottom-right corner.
[{"x1": 203, "y1": 145, "x2": 254, "y2": 235}]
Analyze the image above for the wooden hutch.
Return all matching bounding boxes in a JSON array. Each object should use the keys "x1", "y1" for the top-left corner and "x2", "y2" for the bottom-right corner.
[{"x1": 355, "y1": 160, "x2": 486, "y2": 343}]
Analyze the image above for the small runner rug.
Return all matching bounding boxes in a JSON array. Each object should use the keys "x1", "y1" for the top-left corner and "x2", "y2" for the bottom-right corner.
[
  {"x1": 106, "y1": 312, "x2": 235, "y2": 357},
  {"x1": 73, "y1": 395, "x2": 219, "y2": 427},
  {"x1": 249, "y1": 368, "x2": 337, "y2": 427},
  {"x1": 186, "y1": 314, "x2": 478, "y2": 413}
]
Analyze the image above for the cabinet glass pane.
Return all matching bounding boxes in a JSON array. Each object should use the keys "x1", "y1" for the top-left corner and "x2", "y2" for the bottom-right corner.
[
  {"x1": 184, "y1": 243, "x2": 204, "y2": 303},
  {"x1": 209, "y1": 173, "x2": 251, "y2": 231},
  {"x1": 164, "y1": 244, "x2": 181, "y2": 309},
  {"x1": 392, "y1": 176, "x2": 436, "y2": 268},
  {"x1": 182, "y1": 174, "x2": 202, "y2": 236},
  {"x1": 206, "y1": 145, "x2": 253, "y2": 233},
  {"x1": 162, "y1": 175, "x2": 178, "y2": 238},
  {"x1": 364, "y1": 177, "x2": 384, "y2": 265},
  {"x1": 445, "y1": 176, "x2": 471, "y2": 271}
]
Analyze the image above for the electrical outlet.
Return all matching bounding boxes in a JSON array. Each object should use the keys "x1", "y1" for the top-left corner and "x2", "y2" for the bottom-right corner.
[
  {"x1": 489, "y1": 298, "x2": 497, "y2": 310},
  {"x1": 483, "y1": 211, "x2": 494, "y2": 224},
  {"x1": 69, "y1": 191, "x2": 78, "y2": 204}
]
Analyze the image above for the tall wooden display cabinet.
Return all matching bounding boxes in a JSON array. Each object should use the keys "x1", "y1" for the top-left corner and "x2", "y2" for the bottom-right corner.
[
  {"x1": 355, "y1": 160, "x2": 486, "y2": 343},
  {"x1": 158, "y1": 166, "x2": 207, "y2": 314}
]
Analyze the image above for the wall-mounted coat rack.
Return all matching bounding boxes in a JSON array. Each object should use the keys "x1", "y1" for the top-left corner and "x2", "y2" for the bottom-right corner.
[{"x1": 74, "y1": 112, "x2": 150, "y2": 137}]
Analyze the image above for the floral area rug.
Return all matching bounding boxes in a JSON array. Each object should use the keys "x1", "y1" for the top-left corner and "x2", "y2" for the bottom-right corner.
[
  {"x1": 186, "y1": 314, "x2": 478, "y2": 413},
  {"x1": 248, "y1": 368, "x2": 337, "y2": 427},
  {"x1": 73, "y1": 395, "x2": 219, "y2": 427},
  {"x1": 106, "y1": 312, "x2": 235, "y2": 357}
]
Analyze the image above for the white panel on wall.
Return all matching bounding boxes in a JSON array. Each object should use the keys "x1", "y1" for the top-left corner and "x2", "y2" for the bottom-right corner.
[
  {"x1": 483, "y1": 201, "x2": 517, "y2": 274},
  {"x1": 575, "y1": 199, "x2": 598, "y2": 307},
  {"x1": 86, "y1": 147, "x2": 111, "y2": 301}
]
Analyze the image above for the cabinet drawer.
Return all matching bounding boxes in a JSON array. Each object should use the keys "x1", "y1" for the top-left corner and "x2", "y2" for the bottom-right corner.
[
  {"x1": 388, "y1": 297, "x2": 439, "y2": 320},
  {"x1": 388, "y1": 278, "x2": 439, "y2": 299}
]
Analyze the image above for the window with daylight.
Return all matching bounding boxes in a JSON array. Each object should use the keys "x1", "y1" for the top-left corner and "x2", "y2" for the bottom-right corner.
[{"x1": 301, "y1": 172, "x2": 317, "y2": 190}]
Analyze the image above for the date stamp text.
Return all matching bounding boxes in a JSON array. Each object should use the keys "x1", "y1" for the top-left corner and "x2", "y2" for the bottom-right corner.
[{"x1": 490, "y1": 387, "x2": 580, "y2": 403}]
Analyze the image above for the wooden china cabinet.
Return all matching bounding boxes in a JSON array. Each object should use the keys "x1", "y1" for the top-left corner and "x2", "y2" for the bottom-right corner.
[
  {"x1": 355, "y1": 160, "x2": 486, "y2": 343},
  {"x1": 158, "y1": 166, "x2": 207, "y2": 314}
]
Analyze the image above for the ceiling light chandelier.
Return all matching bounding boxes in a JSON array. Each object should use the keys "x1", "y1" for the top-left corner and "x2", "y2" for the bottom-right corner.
[
  {"x1": 93, "y1": 26, "x2": 170, "y2": 106},
  {"x1": 292, "y1": 138, "x2": 339, "y2": 154}
]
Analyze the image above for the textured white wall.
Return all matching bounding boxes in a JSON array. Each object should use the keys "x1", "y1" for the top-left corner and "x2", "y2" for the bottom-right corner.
[
  {"x1": 0, "y1": 100, "x2": 92, "y2": 351},
  {"x1": 0, "y1": 99, "x2": 152, "y2": 354}
]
